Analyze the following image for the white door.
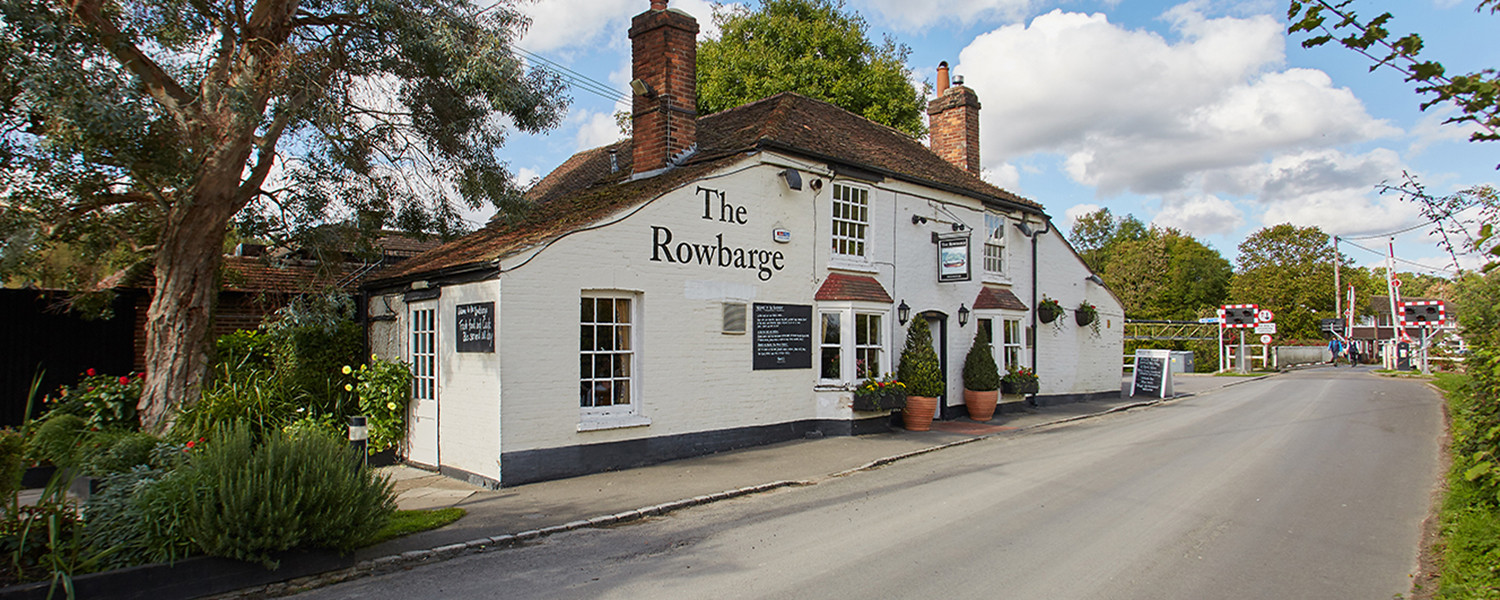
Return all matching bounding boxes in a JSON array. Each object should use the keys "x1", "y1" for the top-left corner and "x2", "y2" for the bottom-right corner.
[{"x1": 408, "y1": 304, "x2": 439, "y2": 467}]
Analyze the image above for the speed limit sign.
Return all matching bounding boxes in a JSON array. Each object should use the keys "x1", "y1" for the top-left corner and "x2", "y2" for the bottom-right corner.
[
  {"x1": 1257, "y1": 309, "x2": 1274, "y2": 323},
  {"x1": 1259, "y1": 334, "x2": 1273, "y2": 345}
]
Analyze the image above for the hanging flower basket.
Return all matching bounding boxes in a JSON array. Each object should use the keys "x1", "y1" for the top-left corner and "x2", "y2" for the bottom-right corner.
[
  {"x1": 1038, "y1": 297, "x2": 1063, "y2": 324},
  {"x1": 1075, "y1": 301, "x2": 1097, "y2": 327}
]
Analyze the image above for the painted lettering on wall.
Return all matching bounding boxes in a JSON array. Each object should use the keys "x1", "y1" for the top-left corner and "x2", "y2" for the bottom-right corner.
[{"x1": 650, "y1": 186, "x2": 786, "y2": 281}]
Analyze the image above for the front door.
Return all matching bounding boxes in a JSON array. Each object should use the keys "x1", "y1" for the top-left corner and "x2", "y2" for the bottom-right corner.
[
  {"x1": 408, "y1": 303, "x2": 439, "y2": 467},
  {"x1": 923, "y1": 312, "x2": 949, "y2": 419}
]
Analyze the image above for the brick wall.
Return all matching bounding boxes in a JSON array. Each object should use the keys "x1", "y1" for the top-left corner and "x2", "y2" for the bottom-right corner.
[
  {"x1": 928, "y1": 87, "x2": 982, "y2": 175},
  {"x1": 630, "y1": 5, "x2": 699, "y2": 175}
]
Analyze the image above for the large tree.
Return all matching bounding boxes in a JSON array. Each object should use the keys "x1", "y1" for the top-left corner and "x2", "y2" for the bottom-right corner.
[
  {"x1": 0, "y1": 0, "x2": 567, "y2": 432},
  {"x1": 1229, "y1": 224, "x2": 1368, "y2": 340},
  {"x1": 696, "y1": 0, "x2": 927, "y2": 137}
]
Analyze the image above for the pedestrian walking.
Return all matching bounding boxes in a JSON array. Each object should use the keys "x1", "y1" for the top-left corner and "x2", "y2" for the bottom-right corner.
[{"x1": 1329, "y1": 337, "x2": 1344, "y2": 366}]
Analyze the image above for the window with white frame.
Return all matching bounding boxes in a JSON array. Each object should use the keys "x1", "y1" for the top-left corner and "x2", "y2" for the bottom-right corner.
[
  {"x1": 818, "y1": 305, "x2": 889, "y2": 382},
  {"x1": 978, "y1": 315, "x2": 1027, "y2": 373},
  {"x1": 831, "y1": 183, "x2": 869, "y2": 258},
  {"x1": 580, "y1": 293, "x2": 636, "y2": 416},
  {"x1": 411, "y1": 305, "x2": 437, "y2": 404},
  {"x1": 983, "y1": 212, "x2": 1007, "y2": 275}
]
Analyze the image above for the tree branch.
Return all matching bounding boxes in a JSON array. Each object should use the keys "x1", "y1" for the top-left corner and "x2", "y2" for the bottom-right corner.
[{"x1": 62, "y1": 0, "x2": 197, "y2": 131}]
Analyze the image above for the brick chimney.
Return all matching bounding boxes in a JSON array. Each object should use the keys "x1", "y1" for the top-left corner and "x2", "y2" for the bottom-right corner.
[
  {"x1": 630, "y1": 0, "x2": 699, "y2": 176},
  {"x1": 928, "y1": 61, "x2": 982, "y2": 175}
]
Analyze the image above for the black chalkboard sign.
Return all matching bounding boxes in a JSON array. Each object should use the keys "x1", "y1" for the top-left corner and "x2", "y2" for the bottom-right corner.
[
  {"x1": 455, "y1": 302, "x2": 494, "y2": 353},
  {"x1": 752, "y1": 303, "x2": 812, "y2": 370},
  {"x1": 1131, "y1": 356, "x2": 1165, "y2": 398}
]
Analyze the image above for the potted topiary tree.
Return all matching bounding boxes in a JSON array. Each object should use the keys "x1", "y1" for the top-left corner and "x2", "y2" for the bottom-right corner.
[
  {"x1": 897, "y1": 318, "x2": 944, "y2": 431},
  {"x1": 962, "y1": 331, "x2": 1000, "y2": 421}
]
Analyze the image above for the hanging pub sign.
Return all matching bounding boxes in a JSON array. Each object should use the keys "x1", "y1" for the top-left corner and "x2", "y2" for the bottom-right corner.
[
  {"x1": 455, "y1": 302, "x2": 495, "y2": 353},
  {"x1": 936, "y1": 232, "x2": 971, "y2": 282},
  {"x1": 752, "y1": 303, "x2": 812, "y2": 370}
]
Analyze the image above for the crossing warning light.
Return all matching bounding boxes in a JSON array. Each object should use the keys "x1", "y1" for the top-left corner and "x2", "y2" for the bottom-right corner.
[
  {"x1": 1220, "y1": 304, "x2": 1258, "y2": 328},
  {"x1": 1399, "y1": 300, "x2": 1446, "y2": 327}
]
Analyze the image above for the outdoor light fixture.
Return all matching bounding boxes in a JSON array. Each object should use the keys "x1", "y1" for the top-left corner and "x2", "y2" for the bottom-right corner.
[
  {"x1": 348, "y1": 415, "x2": 369, "y2": 469},
  {"x1": 911, "y1": 215, "x2": 929, "y2": 225},
  {"x1": 1015, "y1": 222, "x2": 1035, "y2": 237},
  {"x1": 1086, "y1": 274, "x2": 1105, "y2": 285},
  {"x1": 780, "y1": 168, "x2": 802, "y2": 191},
  {"x1": 629, "y1": 78, "x2": 656, "y2": 98},
  {"x1": 958, "y1": 303, "x2": 970, "y2": 327},
  {"x1": 898, "y1": 300, "x2": 911, "y2": 325}
]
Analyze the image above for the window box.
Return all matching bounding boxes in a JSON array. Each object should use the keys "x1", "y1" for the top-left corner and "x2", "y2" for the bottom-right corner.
[
  {"x1": 852, "y1": 390, "x2": 907, "y2": 412},
  {"x1": 1001, "y1": 379, "x2": 1039, "y2": 395}
]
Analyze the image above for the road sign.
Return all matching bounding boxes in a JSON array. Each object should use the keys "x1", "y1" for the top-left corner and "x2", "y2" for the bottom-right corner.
[
  {"x1": 1392, "y1": 278, "x2": 1402, "y2": 288},
  {"x1": 1254, "y1": 322, "x2": 1277, "y2": 335},
  {"x1": 1259, "y1": 334, "x2": 1273, "y2": 344},
  {"x1": 1256, "y1": 309, "x2": 1274, "y2": 323},
  {"x1": 1399, "y1": 300, "x2": 1446, "y2": 327},
  {"x1": 1221, "y1": 304, "x2": 1258, "y2": 328}
]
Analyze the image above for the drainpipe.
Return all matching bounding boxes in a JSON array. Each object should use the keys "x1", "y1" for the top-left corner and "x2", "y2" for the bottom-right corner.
[{"x1": 1017, "y1": 215, "x2": 1051, "y2": 404}]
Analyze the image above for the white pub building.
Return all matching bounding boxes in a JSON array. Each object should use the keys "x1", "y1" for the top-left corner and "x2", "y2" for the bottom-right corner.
[{"x1": 363, "y1": 0, "x2": 1125, "y2": 487}]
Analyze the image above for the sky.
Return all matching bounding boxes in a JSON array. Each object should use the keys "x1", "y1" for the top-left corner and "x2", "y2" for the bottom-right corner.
[{"x1": 485, "y1": 0, "x2": 1499, "y2": 277}]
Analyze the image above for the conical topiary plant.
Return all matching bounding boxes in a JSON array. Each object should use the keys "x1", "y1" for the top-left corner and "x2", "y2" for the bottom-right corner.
[
  {"x1": 962, "y1": 331, "x2": 1000, "y2": 392},
  {"x1": 897, "y1": 318, "x2": 944, "y2": 398}
]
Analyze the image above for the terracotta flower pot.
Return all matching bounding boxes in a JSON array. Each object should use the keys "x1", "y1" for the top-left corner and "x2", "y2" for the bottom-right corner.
[
  {"x1": 964, "y1": 389, "x2": 998, "y2": 421},
  {"x1": 902, "y1": 395, "x2": 938, "y2": 431}
]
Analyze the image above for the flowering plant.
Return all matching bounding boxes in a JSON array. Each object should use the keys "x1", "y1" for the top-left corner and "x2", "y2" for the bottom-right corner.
[
  {"x1": 43, "y1": 369, "x2": 144, "y2": 430},
  {"x1": 1001, "y1": 365, "x2": 1038, "y2": 387},
  {"x1": 349, "y1": 355, "x2": 413, "y2": 455},
  {"x1": 853, "y1": 372, "x2": 907, "y2": 411}
]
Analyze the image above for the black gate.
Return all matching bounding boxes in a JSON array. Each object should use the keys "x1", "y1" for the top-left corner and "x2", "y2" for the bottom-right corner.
[{"x1": 0, "y1": 289, "x2": 136, "y2": 427}]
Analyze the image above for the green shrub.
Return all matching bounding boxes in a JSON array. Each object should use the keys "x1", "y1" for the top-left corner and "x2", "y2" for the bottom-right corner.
[
  {"x1": 352, "y1": 356, "x2": 413, "y2": 455},
  {"x1": 898, "y1": 318, "x2": 944, "y2": 398},
  {"x1": 0, "y1": 429, "x2": 24, "y2": 501},
  {"x1": 165, "y1": 423, "x2": 395, "y2": 568},
  {"x1": 27, "y1": 415, "x2": 87, "y2": 469},
  {"x1": 39, "y1": 371, "x2": 142, "y2": 430},
  {"x1": 213, "y1": 329, "x2": 274, "y2": 376},
  {"x1": 0, "y1": 472, "x2": 110, "y2": 590},
  {"x1": 175, "y1": 363, "x2": 297, "y2": 442},
  {"x1": 264, "y1": 292, "x2": 363, "y2": 418},
  {"x1": 962, "y1": 332, "x2": 1000, "y2": 392},
  {"x1": 81, "y1": 432, "x2": 160, "y2": 478}
]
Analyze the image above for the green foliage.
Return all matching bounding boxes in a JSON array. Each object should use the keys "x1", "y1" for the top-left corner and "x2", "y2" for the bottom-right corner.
[
  {"x1": 897, "y1": 318, "x2": 944, "y2": 397},
  {"x1": 1450, "y1": 271, "x2": 1500, "y2": 504},
  {"x1": 1229, "y1": 224, "x2": 1362, "y2": 341},
  {"x1": 0, "y1": 430, "x2": 24, "y2": 501},
  {"x1": 1069, "y1": 208, "x2": 1232, "y2": 320},
  {"x1": 41, "y1": 371, "x2": 142, "y2": 431},
  {"x1": 697, "y1": 0, "x2": 928, "y2": 137},
  {"x1": 352, "y1": 356, "x2": 414, "y2": 455},
  {"x1": 27, "y1": 415, "x2": 87, "y2": 469},
  {"x1": 163, "y1": 423, "x2": 395, "y2": 568},
  {"x1": 365, "y1": 508, "x2": 466, "y2": 547},
  {"x1": 0, "y1": 472, "x2": 113, "y2": 591},
  {"x1": 1288, "y1": 1, "x2": 1500, "y2": 148},
  {"x1": 175, "y1": 361, "x2": 297, "y2": 443},
  {"x1": 84, "y1": 445, "x2": 195, "y2": 570},
  {"x1": 1430, "y1": 372, "x2": 1500, "y2": 598},
  {"x1": 80, "y1": 432, "x2": 160, "y2": 478},
  {"x1": 1001, "y1": 364, "x2": 1038, "y2": 388},
  {"x1": 264, "y1": 292, "x2": 364, "y2": 418},
  {"x1": 962, "y1": 332, "x2": 1000, "y2": 392}
]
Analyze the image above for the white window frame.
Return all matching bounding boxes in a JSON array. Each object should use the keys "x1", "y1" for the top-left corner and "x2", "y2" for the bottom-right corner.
[
  {"x1": 411, "y1": 305, "x2": 438, "y2": 406},
  {"x1": 977, "y1": 313, "x2": 1028, "y2": 374},
  {"x1": 816, "y1": 302, "x2": 891, "y2": 385},
  {"x1": 579, "y1": 292, "x2": 649, "y2": 431},
  {"x1": 830, "y1": 183, "x2": 870, "y2": 260},
  {"x1": 982, "y1": 211, "x2": 1008, "y2": 280}
]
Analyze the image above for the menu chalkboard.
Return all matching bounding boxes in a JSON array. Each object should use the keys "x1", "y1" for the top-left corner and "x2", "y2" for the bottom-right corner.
[
  {"x1": 752, "y1": 303, "x2": 812, "y2": 370},
  {"x1": 455, "y1": 302, "x2": 494, "y2": 353},
  {"x1": 1130, "y1": 349, "x2": 1174, "y2": 399}
]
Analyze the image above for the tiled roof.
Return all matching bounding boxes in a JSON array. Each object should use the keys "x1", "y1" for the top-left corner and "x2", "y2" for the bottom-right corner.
[
  {"x1": 370, "y1": 93, "x2": 1043, "y2": 285},
  {"x1": 100, "y1": 257, "x2": 369, "y2": 293},
  {"x1": 814, "y1": 273, "x2": 893, "y2": 303},
  {"x1": 974, "y1": 286, "x2": 1028, "y2": 311}
]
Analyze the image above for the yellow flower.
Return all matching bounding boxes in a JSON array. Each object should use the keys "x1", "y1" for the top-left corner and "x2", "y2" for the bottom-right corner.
[
  {"x1": 341, "y1": 365, "x2": 352, "y2": 375},
  {"x1": 344, "y1": 383, "x2": 353, "y2": 392},
  {"x1": 387, "y1": 402, "x2": 397, "y2": 411}
]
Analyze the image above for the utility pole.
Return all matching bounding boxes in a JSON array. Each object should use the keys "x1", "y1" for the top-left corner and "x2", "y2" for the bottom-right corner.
[{"x1": 1333, "y1": 236, "x2": 1341, "y2": 325}]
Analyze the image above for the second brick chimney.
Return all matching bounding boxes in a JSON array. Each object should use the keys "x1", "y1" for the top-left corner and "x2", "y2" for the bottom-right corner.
[
  {"x1": 928, "y1": 61, "x2": 981, "y2": 175},
  {"x1": 630, "y1": 1, "x2": 699, "y2": 176}
]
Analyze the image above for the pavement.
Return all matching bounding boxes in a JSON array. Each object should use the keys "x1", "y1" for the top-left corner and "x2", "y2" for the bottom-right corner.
[{"x1": 235, "y1": 371, "x2": 1264, "y2": 596}]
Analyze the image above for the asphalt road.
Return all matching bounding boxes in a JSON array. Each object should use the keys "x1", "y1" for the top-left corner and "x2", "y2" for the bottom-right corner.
[{"x1": 299, "y1": 368, "x2": 1444, "y2": 599}]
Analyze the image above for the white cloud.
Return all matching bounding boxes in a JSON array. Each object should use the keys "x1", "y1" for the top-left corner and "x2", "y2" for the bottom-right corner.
[
  {"x1": 572, "y1": 109, "x2": 626, "y2": 150},
  {"x1": 982, "y1": 163, "x2": 1022, "y2": 191},
  {"x1": 1197, "y1": 148, "x2": 1425, "y2": 236},
  {"x1": 517, "y1": 0, "x2": 724, "y2": 54},
  {"x1": 1152, "y1": 194, "x2": 1243, "y2": 236},
  {"x1": 857, "y1": 0, "x2": 1034, "y2": 30},
  {"x1": 1407, "y1": 105, "x2": 1482, "y2": 154},
  {"x1": 955, "y1": 7, "x2": 1398, "y2": 197}
]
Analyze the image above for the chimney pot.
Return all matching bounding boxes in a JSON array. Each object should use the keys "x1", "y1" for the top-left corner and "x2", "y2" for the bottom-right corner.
[
  {"x1": 651, "y1": 0, "x2": 667, "y2": 9},
  {"x1": 927, "y1": 62, "x2": 981, "y2": 175},
  {"x1": 631, "y1": 0, "x2": 699, "y2": 176},
  {"x1": 936, "y1": 61, "x2": 950, "y2": 96}
]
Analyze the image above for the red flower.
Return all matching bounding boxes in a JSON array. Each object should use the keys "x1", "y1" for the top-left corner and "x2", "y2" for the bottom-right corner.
[
  {"x1": 185, "y1": 440, "x2": 195, "y2": 449},
  {"x1": 119, "y1": 376, "x2": 130, "y2": 385},
  {"x1": 136, "y1": 372, "x2": 145, "y2": 380},
  {"x1": 86, "y1": 368, "x2": 96, "y2": 376}
]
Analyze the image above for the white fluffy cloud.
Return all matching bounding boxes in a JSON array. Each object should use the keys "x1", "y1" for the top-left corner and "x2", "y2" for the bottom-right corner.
[
  {"x1": 1063, "y1": 203, "x2": 1101, "y2": 231},
  {"x1": 572, "y1": 109, "x2": 627, "y2": 151},
  {"x1": 982, "y1": 163, "x2": 1022, "y2": 191},
  {"x1": 1152, "y1": 194, "x2": 1243, "y2": 236},
  {"x1": 857, "y1": 0, "x2": 1034, "y2": 30},
  {"x1": 955, "y1": 7, "x2": 1398, "y2": 198},
  {"x1": 517, "y1": 0, "x2": 724, "y2": 53}
]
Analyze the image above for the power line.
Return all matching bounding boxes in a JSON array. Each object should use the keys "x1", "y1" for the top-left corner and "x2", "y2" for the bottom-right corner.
[
  {"x1": 1339, "y1": 238, "x2": 1458, "y2": 274},
  {"x1": 514, "y1": 46, "x2": 631, "y2": 107}
]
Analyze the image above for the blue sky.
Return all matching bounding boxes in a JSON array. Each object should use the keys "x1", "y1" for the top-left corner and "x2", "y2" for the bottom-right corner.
[{"x1": 488, "y1": 0, "x2": 1498, "y2": 277}]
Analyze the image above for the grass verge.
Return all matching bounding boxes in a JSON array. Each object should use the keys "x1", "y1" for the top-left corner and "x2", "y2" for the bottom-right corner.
[
  {"x1": 365, "y1": 507, "x2": 466, "y2": 547},
  {"x1": 1429, "y1": 372, "x2": 1500, "y2": 599}
]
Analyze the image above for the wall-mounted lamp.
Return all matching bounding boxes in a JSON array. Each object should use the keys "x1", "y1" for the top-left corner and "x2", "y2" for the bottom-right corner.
[
  {"x1": 809, "y1": 178, "x2": 823, "y2": 191},
  {"x1": 1015, "y1": 222, "x2": 1035, "y2": 237},
  {"x1": 411, "y1": 280, "x2": 430, "y2": 290},
  {"x1": 779, "y1": 168, "x2": 802, "y2": 191},
  {"x1": 951, "y1": 223, "x2": 967, "y2": 232},
  {"x1": 958, "y1": 303, "x2": 970, "y2": 327},
  {"x1": 911, "y1": 215, "x2": 929, "y2": 225},
  {"x1": 629, "y1": 78, "x2": 656, "y2": 98},
  {"x1": 898, "y1": 300, "x2": 911, "y2": 325},
  {"x1": 1086, "y1": 274, "x2": 1105, "y2": 285}
]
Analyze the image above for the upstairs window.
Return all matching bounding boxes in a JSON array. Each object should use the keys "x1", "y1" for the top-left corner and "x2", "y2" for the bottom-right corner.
[
  {"x1": 983, "y1": 212, "x2": 1007, "y2": 275},
  {"x1": 831, "y1": 183, "x2": 869, "y2": 258}
]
